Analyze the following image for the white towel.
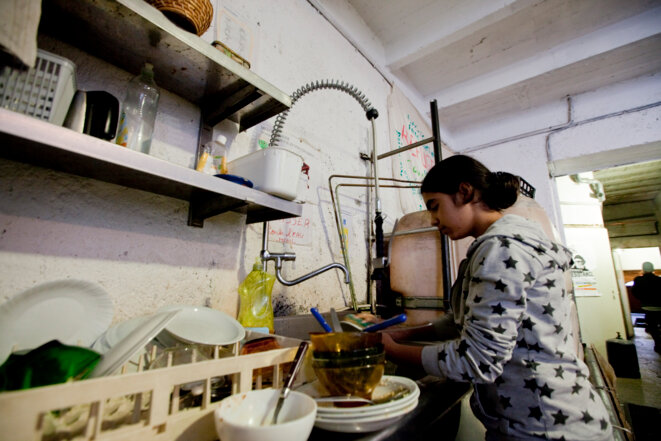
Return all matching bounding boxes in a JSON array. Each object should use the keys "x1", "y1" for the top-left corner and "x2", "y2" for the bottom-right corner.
[{"x1": 0, "y1": 0, "x2": 41, "y2": 69}]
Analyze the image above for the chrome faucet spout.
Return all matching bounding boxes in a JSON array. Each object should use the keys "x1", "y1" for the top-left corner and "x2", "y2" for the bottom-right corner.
[
  {"x1": 261, "y1": 249, "x2": 350, "y2": 287},
  {"x1": 275, "y1": 262, "x2": 350, "y2": 287}
]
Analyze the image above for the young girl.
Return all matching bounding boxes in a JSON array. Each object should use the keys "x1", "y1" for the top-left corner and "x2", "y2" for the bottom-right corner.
[{"x1": 381, "y1": 155, "x2": 614, "y2": 440}]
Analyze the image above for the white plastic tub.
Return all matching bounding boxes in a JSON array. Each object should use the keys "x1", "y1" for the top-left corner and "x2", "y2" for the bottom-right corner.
[{"x1": 227, "y1": 148, "x2": 303, "y2": 200}]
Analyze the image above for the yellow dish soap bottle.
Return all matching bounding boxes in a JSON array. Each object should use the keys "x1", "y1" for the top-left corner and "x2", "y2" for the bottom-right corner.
[{"x1": 238, "y1": 259, "x2": 276, "y2": 333}]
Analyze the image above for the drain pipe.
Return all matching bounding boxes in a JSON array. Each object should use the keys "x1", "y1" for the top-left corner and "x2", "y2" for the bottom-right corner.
[{"x1": 329, "y1": 175, "x2": 422, "y2": 311}]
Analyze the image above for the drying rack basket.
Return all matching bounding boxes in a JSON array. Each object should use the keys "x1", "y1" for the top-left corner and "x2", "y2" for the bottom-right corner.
[
  {"x1": 0, "y1": 49, "x2": 76, "y2": 126},
  {"x1": 0, "y1": 336, "x2": 307, "y2": 440}
]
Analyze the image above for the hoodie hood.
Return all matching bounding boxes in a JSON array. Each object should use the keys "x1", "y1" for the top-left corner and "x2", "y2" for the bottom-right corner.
[{"x1": 467, "y1": 214, "x2": 573, "y2": 270}]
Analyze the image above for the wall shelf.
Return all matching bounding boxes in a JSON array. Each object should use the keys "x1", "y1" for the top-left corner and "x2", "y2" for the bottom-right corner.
[
  {"x1": 0, "y1": 110, "x2": 302, "y2": 226},
  {"x1": 38, "y1": 0, "x2": 291, "y2": 131}
]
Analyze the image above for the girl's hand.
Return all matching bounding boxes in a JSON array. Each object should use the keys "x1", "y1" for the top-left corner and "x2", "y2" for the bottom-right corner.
[
  {"x1": 353, "y1": 312, "x2": 381, "y2": 323},
  {"x1": 379, "y1": 332, "x2": 423, "y2": 367}
]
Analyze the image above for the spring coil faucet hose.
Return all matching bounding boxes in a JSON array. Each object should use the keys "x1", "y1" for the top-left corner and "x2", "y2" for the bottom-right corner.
[{"x1": 268, "y1": 79, "x2": 377, "y2": 148}]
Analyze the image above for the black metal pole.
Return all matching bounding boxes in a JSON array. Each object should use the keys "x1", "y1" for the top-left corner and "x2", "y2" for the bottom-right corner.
[
  {"x1": 430, "y1": 100, "x2": 452, "y2": 308},
  {"x1": 431, "y1": 100, "x2": 441, "y2": 164}
]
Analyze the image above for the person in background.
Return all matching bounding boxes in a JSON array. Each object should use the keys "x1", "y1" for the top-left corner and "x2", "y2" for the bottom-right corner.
[
  {"x1": 632, "y1": 261, "x2": 661, "y2": 353},
  {"x1": 380, "y1": 155, "x2": 613, "y2": 440}
]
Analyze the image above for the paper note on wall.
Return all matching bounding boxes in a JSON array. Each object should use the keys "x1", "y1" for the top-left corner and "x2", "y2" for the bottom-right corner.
[
  {"x1": 216, "y1": 7, "x2": 254, "y2": 63},
  {"x1": 269, "y1": 216, "x2": 312, "y2": 247},
  {"x1": 387, "y1": 87, "x2": 434, "y2": 213}
]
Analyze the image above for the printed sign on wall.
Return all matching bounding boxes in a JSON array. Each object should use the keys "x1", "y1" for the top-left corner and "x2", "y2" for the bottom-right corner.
[{"x1": 569, "y1": 251, "x2": 601, "y2": 297}]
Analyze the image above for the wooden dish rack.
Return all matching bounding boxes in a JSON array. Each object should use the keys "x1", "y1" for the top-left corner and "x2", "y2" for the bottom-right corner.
[{"x1": 0, "y1": 335, "x2": 309, "y2": 440}]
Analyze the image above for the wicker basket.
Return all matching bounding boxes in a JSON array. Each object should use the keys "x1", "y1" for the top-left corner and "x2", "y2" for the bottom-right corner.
[{"x1": 146, "y1": 0, "x2": 213, "y2": 36}]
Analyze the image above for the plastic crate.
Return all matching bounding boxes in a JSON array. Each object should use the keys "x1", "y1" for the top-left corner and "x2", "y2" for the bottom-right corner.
[{"x1": 0, "y1": 49, "x2": 76, "y2": 126}]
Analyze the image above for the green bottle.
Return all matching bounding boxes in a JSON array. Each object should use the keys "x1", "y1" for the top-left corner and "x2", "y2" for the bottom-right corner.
[{"x1": 238, "y1": 259, "x2": 276, "y2": 333}]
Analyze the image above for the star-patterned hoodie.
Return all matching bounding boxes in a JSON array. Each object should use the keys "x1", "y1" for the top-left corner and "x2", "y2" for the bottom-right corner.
[{"x1": 421, "y1": 214, "x2": 613, "y2": 440}]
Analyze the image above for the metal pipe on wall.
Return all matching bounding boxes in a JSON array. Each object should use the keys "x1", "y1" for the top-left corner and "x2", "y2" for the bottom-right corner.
[{"x1": 328, "y1": 174, "x2": 421, "y2": 311}]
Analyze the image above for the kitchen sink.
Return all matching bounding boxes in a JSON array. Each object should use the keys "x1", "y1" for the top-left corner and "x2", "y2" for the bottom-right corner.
[
  {"x1": 273, "y1": 311, "x2": 469, "y2": 440},
  {"x1": 274, "y1": 309, "x2": 353, "y2": 339}
]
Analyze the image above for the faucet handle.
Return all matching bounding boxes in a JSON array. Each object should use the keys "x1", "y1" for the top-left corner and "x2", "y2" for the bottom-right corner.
[{"x1": 261, "y1": 250, "x2": 297, "y2": 263}]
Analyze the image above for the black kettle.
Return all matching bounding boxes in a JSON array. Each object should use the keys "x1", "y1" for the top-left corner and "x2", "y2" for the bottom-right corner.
[{"x1": 63, "y1": 90, "x2": 119, "y2": 141}]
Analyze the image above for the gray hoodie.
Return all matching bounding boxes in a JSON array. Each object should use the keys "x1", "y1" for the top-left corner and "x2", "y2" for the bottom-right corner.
[{"x1": 421, "y1": 214, "x2": 613, "y2": 440}]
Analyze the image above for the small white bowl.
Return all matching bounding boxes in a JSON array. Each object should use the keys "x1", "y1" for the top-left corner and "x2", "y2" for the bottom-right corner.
[{"x1": 214, "y1": 389, "x2": 317, "y2": 441}]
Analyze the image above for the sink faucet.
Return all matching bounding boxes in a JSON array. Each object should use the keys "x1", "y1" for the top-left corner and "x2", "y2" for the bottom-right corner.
[
  {"x1": 268, "y1": 79, "x2": 379, "y2": 311},
  {"x1": 260, "y1": 224, "x2": 350, "y2": 287},
  {"x1": 261, "y1": 249, "x2": 350, "y2": 286}
]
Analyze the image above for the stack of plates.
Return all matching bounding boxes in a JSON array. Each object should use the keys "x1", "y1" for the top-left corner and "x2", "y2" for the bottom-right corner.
[
  {"x1": 297, "y1": 375, "x2": 420, "y2": 433},
  {"x1": 89, "y1": 305, "x2": 244, "y2": 378},
  {"x1": 89, "y1": 310, "x2": 180, "y2": 378}
]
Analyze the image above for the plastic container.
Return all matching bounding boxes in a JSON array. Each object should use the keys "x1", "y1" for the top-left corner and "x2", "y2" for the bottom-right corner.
[
  {"x1": 115, "y1": 63, "x2": 160, "y2": 154},
  {"x1": 0, "y1": 49, "x2": 76, "y2": 125},
  {"x1": 196, "y1": 135, "x2": 228, "y2": 175},
  {"x1": 606, "y1": 333, "x2": 640, "y2": 378},
  {"x1": 237, "y1": 260, "x2": 276, "y2": 333},
  {"x1": 227, "y1": 147, "x2": 303, "y2": 200}
]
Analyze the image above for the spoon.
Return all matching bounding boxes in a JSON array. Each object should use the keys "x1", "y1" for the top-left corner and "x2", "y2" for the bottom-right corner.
[
  {"x1": 271, "y1": 341, "x2": 309, "y2": 425},
  {"x1": 362, "y1": 313, "x2": 407, "y2": 332}
]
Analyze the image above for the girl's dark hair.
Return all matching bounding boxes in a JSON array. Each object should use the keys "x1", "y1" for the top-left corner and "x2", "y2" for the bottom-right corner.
[{"x1": 421, "y1": 155, "x2": 520, "y2": 211}]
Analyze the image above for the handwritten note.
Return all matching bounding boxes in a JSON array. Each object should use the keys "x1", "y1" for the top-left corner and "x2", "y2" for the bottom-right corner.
[
  {"x1": 387, "y1": 86, "x2": 437, "y2": 214},
  {"x1": 269, "y1": 216, "x2": 312, "y2": 247},
  {"x1": 395, "y1": 113, "x2": 434, "y2": 211}
]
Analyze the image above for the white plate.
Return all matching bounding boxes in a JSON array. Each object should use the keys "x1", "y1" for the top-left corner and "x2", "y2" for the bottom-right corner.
[
  {"x1": 93, "y1": 316, "x2": 149, "y2": 352},
  {"x1": 315, "y1": 396, "x2": 418, "y2": 421},
  {"x1": 158, "y1": 305, "x2": 245, "y2": 346},
  {"x1": 0, "y1": 280, "x2": 114, "y2": 364},
  {"x1": 104, "y1": 316, "x2": 149, "y2": 348},
  {"x1": 92, "y1": 316, "x2": 152, "y2": 373},
  {"x1": 315, "y1": 399, "x2": 418, "y2": 423},
  {"x1": 314, "y1": 400, "x2": 418, "y2": 433},
  {"x1": 298, "y1": 375, "x2": 419, "y2": 416},
  {"x1": 314, "y1": 388, "x2": 419, "y2": 419},
  {"x1": 89, "y1": 310, "x2": 179, "y2": 378}
]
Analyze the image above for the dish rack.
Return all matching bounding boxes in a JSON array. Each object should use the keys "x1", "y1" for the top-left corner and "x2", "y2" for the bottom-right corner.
[
  {"x1": 0, "y1": 49, "x2": 76, "y2": 126},
  {"x1": 0, "y1": 334, "x2": 310, "y2": 440}
]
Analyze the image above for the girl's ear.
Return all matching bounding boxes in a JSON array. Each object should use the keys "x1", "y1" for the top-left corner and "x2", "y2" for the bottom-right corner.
[{"x1": 456, "y1": 182, "x2": 475, "y2": 205}]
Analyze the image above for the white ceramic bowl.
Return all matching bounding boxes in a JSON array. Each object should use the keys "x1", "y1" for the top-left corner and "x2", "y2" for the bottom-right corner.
[{"x1": 214, "y1": 389, "x2": 317, "y2": 441}]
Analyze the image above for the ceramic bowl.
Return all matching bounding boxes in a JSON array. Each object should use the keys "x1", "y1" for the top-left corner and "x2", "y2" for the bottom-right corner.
[{"x1": 214, "y1": 389, "x2": 316, "y2": 441}]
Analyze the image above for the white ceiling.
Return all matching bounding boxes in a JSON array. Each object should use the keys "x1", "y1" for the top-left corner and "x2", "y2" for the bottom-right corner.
[
  {"x1": 313, "y1": 0, "x2": 661, "y2": 222},
  {"x1": 342, "y1": 0, "x2": 661, "y2": 134}
]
